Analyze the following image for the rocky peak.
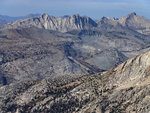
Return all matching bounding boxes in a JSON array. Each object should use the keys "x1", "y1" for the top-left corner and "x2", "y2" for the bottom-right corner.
[
  {"x1": 112, "y1": 17, "x2": 119, "y2": 20},
  {"x1": 125, "y1": 12, "x2": 137, "y2": 21},
  {"x1": 96, "y1": 17, "x2": 109, "y2": 24},
  {"x1": 40, "y1": 13, "x2": 49, "y2": 19},
  {"x1": 72, "y1": 14, "x2": 80, "y2": 18},
  {"x1": 120, "y1": 12, "x2": 137, "y2": 20},
  {"x1": 101, "y1": 16, "x2": 108, "y2": 20},
  {"x1": 128, "y1": 12, "x2": 137, "y2": 16},
  {"x1": 117, "y1": 12, "x2": 150, "y2": 35},
  {"x1": 117, "y1": 12, "x2": 137, "y2": 26},
  {"x1": 39, "y1": 13, "x2": 55, "y2": 21},
  {"x1": 96, "y1": 16, "x2": 120, "y2": 28},
  {"x1": 71, "y1": 14, "x2": 97, "y2": 28}
]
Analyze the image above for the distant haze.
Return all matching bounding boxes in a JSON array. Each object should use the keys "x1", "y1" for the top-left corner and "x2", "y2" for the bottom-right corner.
[{"x1": 0, "y1": 0, "x2": 150, "y2": 19}]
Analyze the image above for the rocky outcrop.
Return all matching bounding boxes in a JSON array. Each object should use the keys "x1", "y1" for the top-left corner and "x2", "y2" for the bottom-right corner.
[
  {"x1": 1, "y1": 50, "x2": 150, "y2": 112},
  {"x1": 105, "y1": 50, "x2": 150, "y2": 86}
]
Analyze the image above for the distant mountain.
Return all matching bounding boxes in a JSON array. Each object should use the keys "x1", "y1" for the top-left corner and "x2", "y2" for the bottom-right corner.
[
  {"x1": 0, "y1": 19, "x2": 7, "y2": 27},
  {"x1": 1, "y1": 50, "x2": 150, "y2": 112},
  {"x1": 95, "y1": 12, "x2": 150, "y2": 35},
  {"x1": 0, "y1": 13, "x2": 40, "y2": 26},
  {"x1": 117, "y1": 12, "x2": 150, "y2": 35},
  {"x1": 4, "y1": 12, "x2": 150, "y2": 35},
  {"x1": 25, "y1": 13, "x2": 41, "y2": 19},
  {"x1": 0, "y1": 15, "x2": 22, "y2": 22}
]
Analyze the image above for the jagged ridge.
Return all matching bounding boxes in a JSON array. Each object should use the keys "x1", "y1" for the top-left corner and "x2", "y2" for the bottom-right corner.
[
  {"x1": 4, "y1": 14, "x2": 97, "y2": 32},
  {"x1": 4, "y1": 12, "x2": 150, "y2": 35}
]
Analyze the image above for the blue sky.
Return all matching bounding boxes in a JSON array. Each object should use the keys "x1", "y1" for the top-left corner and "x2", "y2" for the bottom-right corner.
[{"x1": 0, "y1": 0, "x2": 150, "y2": 19}]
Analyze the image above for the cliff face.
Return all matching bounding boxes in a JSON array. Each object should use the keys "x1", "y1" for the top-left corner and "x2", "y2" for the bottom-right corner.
[{"x1": 1, "y1": 50, "x2": 150, "y2": 113}]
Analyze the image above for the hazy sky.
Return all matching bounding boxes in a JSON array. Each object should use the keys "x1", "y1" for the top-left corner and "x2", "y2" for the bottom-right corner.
[{"x1": 0, "y1": 0, "x2": 150, "y2": 19}]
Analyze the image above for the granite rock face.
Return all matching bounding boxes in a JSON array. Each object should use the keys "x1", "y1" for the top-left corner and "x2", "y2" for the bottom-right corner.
[
  {"x1": 4, "y1": 14, "x2": 97, "y2": 32},
  {"x1": 1, "y1": 51, "x2": 150, "y2": 113}
]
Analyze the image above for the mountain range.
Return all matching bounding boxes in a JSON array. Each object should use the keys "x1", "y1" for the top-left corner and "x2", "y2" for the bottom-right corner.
[
  {"x1": 0, "y1": 13, "x2": 150, "y2": 85},
  {"x1": 0, "y1": 12, "x2": 150, "y2": 112},
  {"x1": 3, "y1": 12, "x2": 150, "y2": 35}
]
